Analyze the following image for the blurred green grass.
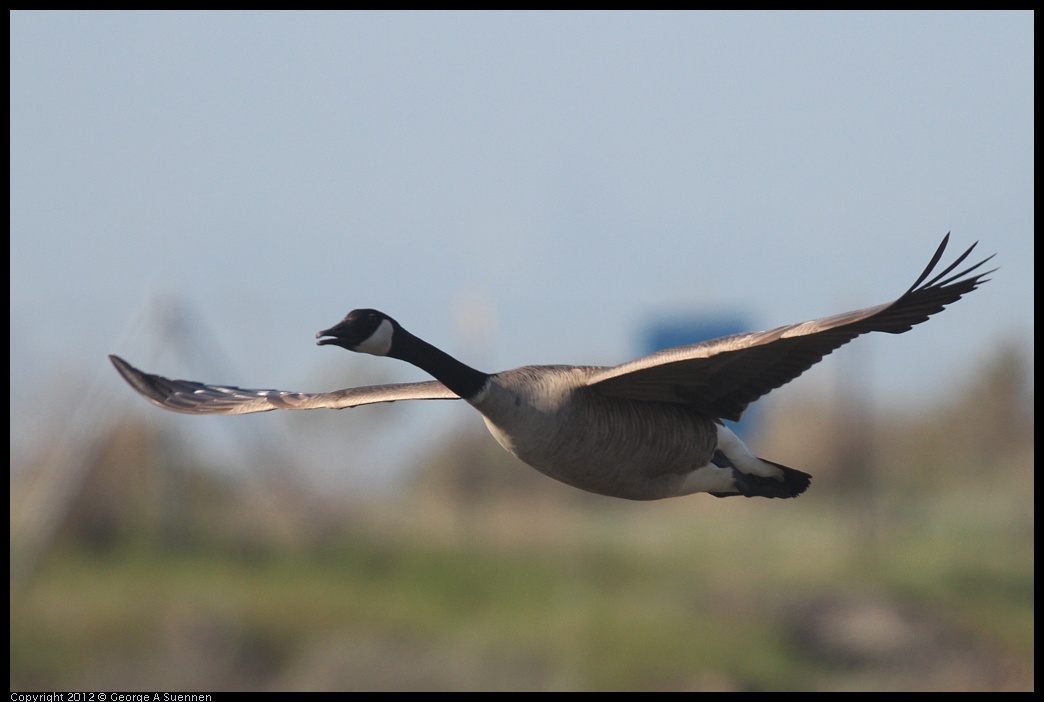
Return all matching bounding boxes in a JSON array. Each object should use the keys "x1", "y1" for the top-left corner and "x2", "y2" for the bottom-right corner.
[{"x1": 11, "y1": 486, "x2": 1032, "y2": 691}]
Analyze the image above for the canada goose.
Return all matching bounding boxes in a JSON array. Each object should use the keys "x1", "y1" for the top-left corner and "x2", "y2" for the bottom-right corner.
[{"x1": 110, "y1": 234, "x2": 992, "y2": 501}]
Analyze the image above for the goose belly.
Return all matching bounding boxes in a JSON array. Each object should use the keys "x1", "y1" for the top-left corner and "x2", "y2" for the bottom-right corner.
[{"x1": 479, "y1": 396, "x2": 719, "y2": 500}]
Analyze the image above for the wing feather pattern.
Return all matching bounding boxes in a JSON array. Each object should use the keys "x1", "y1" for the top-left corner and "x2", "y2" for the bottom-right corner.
[
  {"x1": 586, "y1": 234, "x2": 995, "y2": 421},
  {"x1": 109, "y1": 355, "x2": 459, "y2": 415}
]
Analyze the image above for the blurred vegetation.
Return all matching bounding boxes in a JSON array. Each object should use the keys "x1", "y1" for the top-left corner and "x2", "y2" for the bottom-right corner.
[{"x1": 9, "y1": 342, "x2": 1033, "y2": 691}]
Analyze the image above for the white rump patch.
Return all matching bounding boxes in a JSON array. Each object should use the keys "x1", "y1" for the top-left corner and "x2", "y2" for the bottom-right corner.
[
  {"x1": 679, "y1": 464, "x2": 737, "y2": 494},
  {"x1": 354, "y1": 318, "x2": 394, "y2": 356},
  {"x1": 716, "y1": 424, "x2": 780, "y2": 478}
]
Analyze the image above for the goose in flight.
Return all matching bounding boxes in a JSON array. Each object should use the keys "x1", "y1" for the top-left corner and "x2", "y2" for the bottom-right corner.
[{"x1": 110, "y1": 234, "x2": 993, "y2": 501}]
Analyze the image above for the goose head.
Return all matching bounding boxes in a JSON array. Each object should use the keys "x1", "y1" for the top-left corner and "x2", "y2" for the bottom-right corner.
[
  {"x1": 316, "y1": 308, "x2": 490, "y2": 400},
  {"x1": 316, "y1": 308, "x2": 397, "y2": 357}
]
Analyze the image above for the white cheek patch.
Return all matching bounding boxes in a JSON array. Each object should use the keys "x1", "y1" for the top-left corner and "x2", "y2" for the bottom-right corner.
[{"x1": 354, "y1": 318, "x2": 394, "y2": 356}]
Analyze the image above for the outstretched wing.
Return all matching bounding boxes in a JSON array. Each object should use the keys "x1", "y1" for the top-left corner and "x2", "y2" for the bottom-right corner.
[
  {"x1": 109, "y1": 355, "x2": 460, "y2": 415},
  {"x1": 586, "y1": 234, "x2": 994, "y2": 422}
]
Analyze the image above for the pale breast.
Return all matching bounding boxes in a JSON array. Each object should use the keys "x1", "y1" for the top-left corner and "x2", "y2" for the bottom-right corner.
[{"x1": 471, "y1": 366, "x2": 719, "y2": 499}]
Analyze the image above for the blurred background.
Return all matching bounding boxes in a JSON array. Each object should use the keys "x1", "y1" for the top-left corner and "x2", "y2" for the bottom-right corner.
[{"x1": 10, "y1": 11, "x2": 1033, "y2": 691}]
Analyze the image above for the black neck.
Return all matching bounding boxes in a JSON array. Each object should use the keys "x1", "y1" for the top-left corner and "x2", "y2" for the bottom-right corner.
[{"x1": 388, "y1": 327, "x2": 490, "y2": 400}]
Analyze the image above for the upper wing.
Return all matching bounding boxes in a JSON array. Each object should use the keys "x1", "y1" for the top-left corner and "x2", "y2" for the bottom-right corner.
[
  {"x1": 586, "y1": 234, "x2": 994, "y2": 422},
  {"x1": 109, "y1": 355, "x2": 460, "y2": 415}
]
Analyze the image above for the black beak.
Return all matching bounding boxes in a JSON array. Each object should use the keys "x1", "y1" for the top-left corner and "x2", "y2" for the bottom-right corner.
[{"x1": 316, "y1": 322, "x2": 346, "y2": 346}]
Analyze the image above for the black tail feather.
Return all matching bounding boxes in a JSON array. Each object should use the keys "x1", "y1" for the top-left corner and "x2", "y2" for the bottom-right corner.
[{"x1": 710, "y1": 454, "x2": 811, "y2": 499}]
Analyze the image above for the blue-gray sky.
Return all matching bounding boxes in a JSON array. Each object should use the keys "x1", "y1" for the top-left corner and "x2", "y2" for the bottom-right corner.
[{"x1": 10, "y1": 12, "x2": 1033, "y2": 471}]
